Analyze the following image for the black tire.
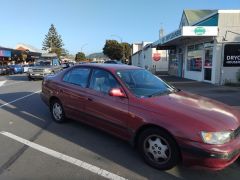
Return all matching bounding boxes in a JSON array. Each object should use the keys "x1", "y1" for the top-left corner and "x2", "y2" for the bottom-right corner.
[
  {"x1": 50, "y1": 99, "x2": 66, "y2": 123},
  {"x1": 28, "y1": 76, "x2": 33, "y2": 81},
  {"x1": 138, "y1": 127, "x2": 180, "y2": 170}
]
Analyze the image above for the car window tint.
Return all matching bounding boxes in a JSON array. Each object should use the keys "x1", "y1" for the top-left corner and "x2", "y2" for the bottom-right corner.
[
  {"x1": 63, "y1": 68, "x2": 90, "y2": 87},
  {"x1": 90, "y1": 69, "x2": 120, "y2": 94}
]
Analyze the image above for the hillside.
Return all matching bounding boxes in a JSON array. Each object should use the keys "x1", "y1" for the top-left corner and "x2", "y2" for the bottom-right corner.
[{"x1": 87, "y1": 52, "x2": 107, "y2": 59}]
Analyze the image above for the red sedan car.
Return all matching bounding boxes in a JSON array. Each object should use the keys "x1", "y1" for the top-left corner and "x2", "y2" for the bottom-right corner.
[{"x1": 41, "y1": 64, "x2": 240, "y2": 170}]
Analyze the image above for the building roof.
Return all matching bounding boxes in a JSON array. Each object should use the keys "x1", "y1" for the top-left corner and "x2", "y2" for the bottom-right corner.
[
  {"x1": 184, "y1": 10, "x2": 217, "y2": 25},
  {"x1": 15, "y1": 43, "x2": 45, "y2": 53}
]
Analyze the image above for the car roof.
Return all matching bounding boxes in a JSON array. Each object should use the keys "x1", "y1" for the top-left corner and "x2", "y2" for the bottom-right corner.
[{"x1": 74, "y1": 63, "x2": 142, "y2": 72}]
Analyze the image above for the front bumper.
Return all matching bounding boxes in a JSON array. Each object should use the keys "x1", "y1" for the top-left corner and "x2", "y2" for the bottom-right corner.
[
  {"x1": 28, "y1": 73, "x2": 51, "y2": 79},
  {"x1": 178, "y1": 136, "x2": 240, "y2": 170}
]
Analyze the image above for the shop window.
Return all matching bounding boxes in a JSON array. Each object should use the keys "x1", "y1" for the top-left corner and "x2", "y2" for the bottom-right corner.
[
  {"x1": 187, "y1": 44, "x2": 203, "y2": 72},
  {"x1": 204, "y1": 49, "x2": 213, "y2": 67}
]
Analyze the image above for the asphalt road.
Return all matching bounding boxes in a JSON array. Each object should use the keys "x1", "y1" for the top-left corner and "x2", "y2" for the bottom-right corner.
[{"x1": 0, "y1": 74, "x2": 240, "y2": 180}]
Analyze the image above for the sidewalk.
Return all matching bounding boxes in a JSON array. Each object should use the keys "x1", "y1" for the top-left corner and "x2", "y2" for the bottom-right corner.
[{"x1": 159, "y1": 75, "x2": 240, "y2": 107}]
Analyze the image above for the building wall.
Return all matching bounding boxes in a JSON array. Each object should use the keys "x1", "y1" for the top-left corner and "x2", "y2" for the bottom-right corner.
[
  {"x1": 131, "y1": 47, "x2": 168, "y2": 73},
  {"x1": 131, "y1": 51, "x2": 140, "y2": 67},
  {"x1": 132, "y1": 44, "x2": 142, "y2": 54},
  {"x1": 152, "y1": 48, "x2": 168, "y2": 72},
  {"x1": 217, "y1": 12, "x2": 240, "y2": 84}
]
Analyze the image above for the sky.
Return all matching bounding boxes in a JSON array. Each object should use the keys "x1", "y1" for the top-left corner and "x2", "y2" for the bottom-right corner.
[{"x1": 0, "y1": 0, "x2": 239, "y2": 55}]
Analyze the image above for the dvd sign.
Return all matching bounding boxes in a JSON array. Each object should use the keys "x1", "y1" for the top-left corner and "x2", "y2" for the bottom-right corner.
[{"x1": 223, "y1": 44, "x2": 240, "y2": 67}]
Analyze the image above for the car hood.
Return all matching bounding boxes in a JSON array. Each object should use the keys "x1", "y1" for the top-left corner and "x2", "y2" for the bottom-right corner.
[
  {"x1": 31, "y1": 66, "x2": 51, "y2": 69},
  {"x1": 142, "y1": 91, "x2": 240, "y2": 131}
]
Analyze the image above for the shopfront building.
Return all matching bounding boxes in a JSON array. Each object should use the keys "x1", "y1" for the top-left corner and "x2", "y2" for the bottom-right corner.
[
  {"x1": 0, "y1": 48, "x2": 12, "y2": 65},
  {"x1": 152, "y1": 10, "x2": 240, "y2": 84}
]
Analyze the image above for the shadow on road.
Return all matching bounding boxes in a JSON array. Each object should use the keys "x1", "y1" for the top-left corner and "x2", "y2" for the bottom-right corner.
[{"x1": 0, "y1": 74, "x2": 29, "y2": 82}]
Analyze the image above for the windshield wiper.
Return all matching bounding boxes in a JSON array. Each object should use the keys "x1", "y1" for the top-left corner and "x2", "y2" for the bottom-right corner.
[{"x1": 148, "y1": 91, "x2": 171, "y2": 97}]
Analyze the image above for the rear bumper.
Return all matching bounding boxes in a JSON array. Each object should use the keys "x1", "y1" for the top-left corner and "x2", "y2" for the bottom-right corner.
[{"x1": 178, "y1": 137, "x2": 240, "y2": 170}]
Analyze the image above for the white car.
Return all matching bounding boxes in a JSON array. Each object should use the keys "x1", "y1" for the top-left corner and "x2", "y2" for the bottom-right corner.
[{"x1": 22, "y1": 64, "x2": 34, "y2": 73}]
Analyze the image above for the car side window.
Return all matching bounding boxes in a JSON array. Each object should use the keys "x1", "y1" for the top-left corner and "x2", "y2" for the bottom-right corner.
[
  {"x1": 52, "y1": 58, "x2": 60, "y2": 66},
  {"x1": 89, "y1": 69, "x2": 120, "y2": 94},
  {"x1": 63, "y1": 68, "x2": 90, "y2": 88}
]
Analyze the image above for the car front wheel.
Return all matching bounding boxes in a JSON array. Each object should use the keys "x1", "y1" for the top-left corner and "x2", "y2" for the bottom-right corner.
[
  {"x1": 50, "y1": 99, "x2": 66, "y2": 123},
  {"x1": 138, "y1": 127, "x2": 180, "y2": 170}
]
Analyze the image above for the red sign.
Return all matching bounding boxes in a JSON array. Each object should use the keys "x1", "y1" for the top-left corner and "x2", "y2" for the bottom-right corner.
[{"x1": 153, "y1": 53, "x2": 161, "y2": 61}]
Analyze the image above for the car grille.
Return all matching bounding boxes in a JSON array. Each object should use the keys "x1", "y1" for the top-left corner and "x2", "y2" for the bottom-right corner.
[
  {"x1": 232, "y1": 127, "x2": 240, "y2": 138},
  {"x1": 32, "y1": 69, "x2": 44, "y2": 73}
]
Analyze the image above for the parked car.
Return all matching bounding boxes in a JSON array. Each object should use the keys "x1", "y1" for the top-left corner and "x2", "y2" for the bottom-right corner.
[
  {"x1": 41, "y1": 64, "x2": 240, "y2": 170},
  {"x1": 22, "y1": 64, "x2": 34, "y2": 73},
  {"x1": 0, "y1": 66, "x2": 13, "y2": 75},
  {"x1": 61, "y1": 62, "x2": 74, "y2": 69},
  {"x1": 104, "y1": 60, "x2": 123, "y2": 64},
  {"x1": 0, "y1": 66, "x2": 7, "y2": 75},
  {"x1": 28, "y1": 58, "x2": 62, "y2": 80},
  {"x1": 8, "y1": 64, "x2": 24, "y2": 74}
]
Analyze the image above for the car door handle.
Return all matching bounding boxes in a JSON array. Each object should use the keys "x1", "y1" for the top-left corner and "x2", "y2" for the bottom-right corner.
[{"x1": 87, "y1": 98, "x2": 93, "y2": 102}]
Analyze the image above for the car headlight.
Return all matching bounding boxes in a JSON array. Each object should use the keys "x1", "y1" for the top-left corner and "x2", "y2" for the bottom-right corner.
[
  {"x1": 28, "y1": 68, "x2": 33, "y2": 73},
  {"x1": 44, "y1": 68, "x2": 52, "y2": 73},
  {"x1": 201, "y1": 131, "x2": 232, "y2": 145}
]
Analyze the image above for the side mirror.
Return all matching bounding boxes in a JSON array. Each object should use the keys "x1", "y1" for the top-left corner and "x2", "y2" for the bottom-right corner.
[{"x1": 109, "y1": 88, "x2": 127, "y2": 98}]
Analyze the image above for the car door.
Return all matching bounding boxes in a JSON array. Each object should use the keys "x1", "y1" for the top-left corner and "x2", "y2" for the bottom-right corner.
[
  {"x1": 52, "y1": 58, "x2": 62, "y2": 73},
  {"x1": 84, "y1": 68, "x2": 132, "y2": 139},
  {"x1": 59, "y1": 67, "x2": 91, "y2": 120}
]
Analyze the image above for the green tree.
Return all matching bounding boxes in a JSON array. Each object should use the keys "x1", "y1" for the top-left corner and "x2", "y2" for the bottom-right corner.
[
  {"x1": 75, "y1": 52, "x2": 86, "y2": 62},
  {"x1": 121, "y1": 42, "x2": 131, "y2": 63},
  {"x1": 103, "y1": 40, "x2": 123, "y2": 60},
  {"x1": 42, "y1": 24, "x2": 64, "y2": 57}
]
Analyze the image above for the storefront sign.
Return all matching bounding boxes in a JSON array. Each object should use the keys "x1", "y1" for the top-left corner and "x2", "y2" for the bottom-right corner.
[
  {"x1": 182, "y1": 26, "x2": 218, "y2": 36},
  {"x1": 194, "y1": 27, "x2": 206, "y2": 35},
  {"x1": 223, "y1": 44, "x2": 240, "y2": 67},
  {"x1": 0, "y1": 50, "x2": 11, "y2": 57},
  {"x1": 160, "y1": 29, "x2": 182, "y2": 44},
  {"x1": 153, "y1": 53, "x2": 161, "y2": 61},
  {"x1": 153, "y1": 26, "x2": 218, "y2": 47}
]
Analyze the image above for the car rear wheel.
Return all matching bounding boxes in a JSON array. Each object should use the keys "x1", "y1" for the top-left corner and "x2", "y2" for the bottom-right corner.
[
  {"x1": 50, "y1": 99, "x2": 66, "y2": 123},
  {"x1": 138, "y1": 127, "x2": 180, "y2": 170}
]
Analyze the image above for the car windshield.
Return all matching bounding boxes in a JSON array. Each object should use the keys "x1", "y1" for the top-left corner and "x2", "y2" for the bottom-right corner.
[
  {"x1": 116, "y1": 69, "x2": 177, "y2": 98},
  {"x1": 35, "y1": 60, "x2": 51, "y2": 66}
]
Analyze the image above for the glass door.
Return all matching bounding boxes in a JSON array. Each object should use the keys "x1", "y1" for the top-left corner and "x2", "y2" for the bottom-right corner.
[{"x1": 203, "y1": 47, "x2": 213, "y2": 81}]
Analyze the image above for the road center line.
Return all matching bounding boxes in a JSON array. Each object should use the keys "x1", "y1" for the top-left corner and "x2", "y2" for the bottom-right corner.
[
  {"x1": 0, "y1": 90, "x2": 41, "y2": 108},
  {"x1": 0, "y1": 131, "x2": 127, "y2": 180}
]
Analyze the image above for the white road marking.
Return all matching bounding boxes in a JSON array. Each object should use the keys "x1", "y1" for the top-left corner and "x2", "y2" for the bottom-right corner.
[
  {"x1": 0, "y1": 80, "x2": 7, "y2": 87},
  {"x1": 0, "y1": 131, "x2": 127, "y2": 180},
  {"x1": 1, "y1": 81, "x2": 25, "y2": 87},
  {"x1": 20, "y1": 111, "x2": 45, "y2": 122},
  {"x1": 0, "y1": 90, "x2": 41, "y2": 108}
]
